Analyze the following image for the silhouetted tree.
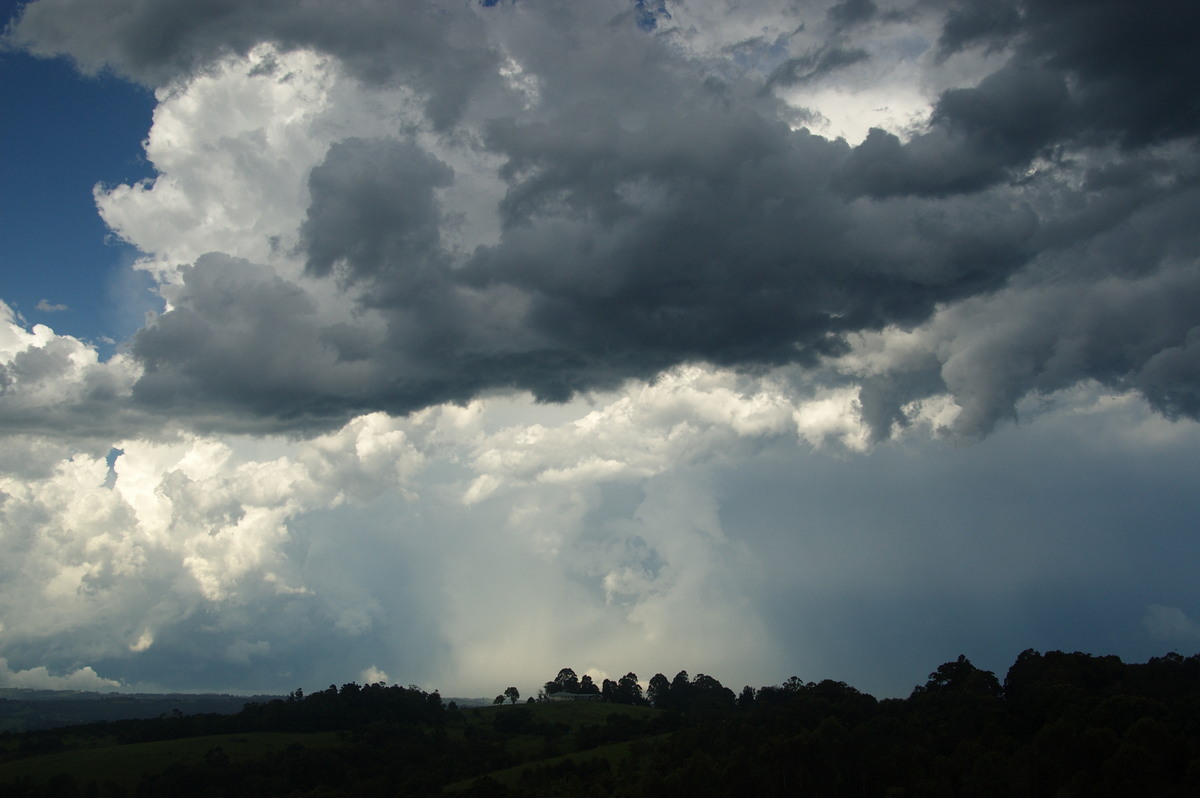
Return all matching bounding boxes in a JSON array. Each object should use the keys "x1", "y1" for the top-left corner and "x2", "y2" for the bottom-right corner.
[
  {"x1": 689, "y1": 674, "x2": 736, "y2": 712},
  {"x1": 615, "y1": 673, "x2": 643, "y2": 704},
  {"x1": 670, "y1": 670, "x2": 691, "y2": 707},
  {"x1": 545, "y1": 668, "x2": 579, "y2": 695},
  {"x1": 647, "y1": 673, "x2": 672, "y2": 708},
  {"x1": 504, "y1": 687, "x2": 520, "y2": 705}
]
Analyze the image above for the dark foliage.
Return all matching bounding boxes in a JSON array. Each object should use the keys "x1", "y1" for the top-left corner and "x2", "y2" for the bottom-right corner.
[{"x1": 4, "y1": 651, "x2": 1200, "y2": 796}]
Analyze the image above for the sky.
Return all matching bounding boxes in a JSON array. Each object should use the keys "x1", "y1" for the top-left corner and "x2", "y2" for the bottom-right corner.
[{"x1": 0, "y1": 0, "x2": 1198, "y2": 700}]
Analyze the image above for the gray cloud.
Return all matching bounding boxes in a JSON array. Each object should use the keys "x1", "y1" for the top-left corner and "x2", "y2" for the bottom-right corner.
[
  {"x1": 302, "y1": 138, "x2": 455, "y2": 287},
  {"x1": 131, "y1": 254, "x2": 369, "y2": 429},
  {"x1": 827, "y1": 0, "x2": 878, "y2": 29},
  {"x1": 932, "y1": 0, "x2": 1200, "y2": 146},
  {"x1": 6, "y1": 0, "x2": 1200, "y2": 440},
  {"x1": 845, "y1": 160, "x2": 1200, "y2": 438},
  {"x1": 468, "y1": 109, "x2": 1036, "y2": 371},
  {"x1": 765, "y1": 45, "x2": 869, "y2": 89},
  {"x1": 934, "y1": 0, "x2": 1021, "y2": 59},
  {"x1": 1144, "y1": 605, "x2": 1200, "y2": 643},
  {"x1": 1017, "y1": 0, "x2": 1200, "y2": 148},
  {"x1": 846, "y1": 0, "x2": 1200, "y2": 197},
  {"x1": 6, "y1": 0, "x2": 496, "y2": 128}
]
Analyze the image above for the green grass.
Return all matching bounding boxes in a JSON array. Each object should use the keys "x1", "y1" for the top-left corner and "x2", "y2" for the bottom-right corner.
[
  {"x1": 444, "y1": 737, "x2": 648, "y2": 793},
  {"x1": 444, "y1": 701, "x2": 667, "y2": 792},
  {"x1": 0, "y1": 731, "x2": 342, "y2": 791},
  {"x1": 467, "y1": 700, "x2": 658, "y2": 726},
  {"x1": 0, "y1": 701, "x2": 666, "y2": 793}
]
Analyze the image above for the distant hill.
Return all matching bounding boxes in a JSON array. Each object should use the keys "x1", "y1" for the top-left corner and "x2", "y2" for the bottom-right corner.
[
  {"x1": 0, "y1": 688, "x2": 280, "y2": 732},
  {"x1": 442, "y1": 696, "x2": 497, "y2": 708}
]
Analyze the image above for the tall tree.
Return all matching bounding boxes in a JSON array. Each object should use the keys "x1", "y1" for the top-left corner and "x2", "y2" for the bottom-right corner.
[
  {"x1": 647, "y1": 673, "x2": 672, "y2": 709},
  {"x1": 670, "y1": 671, "x2": 691, "y2": 708},
  {"x1": 616, "y1": 672, "x2": 643, "y2": 704},
  {"x1": 552, "y1": 667, "x2": 580, "y2": 694}
]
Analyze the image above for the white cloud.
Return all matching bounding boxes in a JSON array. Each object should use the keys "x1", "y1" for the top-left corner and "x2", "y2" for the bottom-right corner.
[
  {"x1": 463, "y1": 366, "x2": 866, "y2": 502},
  {"x1": 0, "y1": 301, "x2": 141, "y2": 432},
  {"x1": 360, "y1": 665, "x2": 389, "y2": 685},
  {"x1": 99, "y1": 46, "x2": 362, "y2": 273},
  {"x1": 1, "y1": 357, "x2": 1198, "y2": 697},
  {"x1": 1144, "y1": 605, "x2": 1200, "y2": 643},
  {"x1": 0, "y1": 408, "x2": 432, "y2": 686},
  {"x1": 0, "y1": 657, "x2": 121, "y2": 691}
]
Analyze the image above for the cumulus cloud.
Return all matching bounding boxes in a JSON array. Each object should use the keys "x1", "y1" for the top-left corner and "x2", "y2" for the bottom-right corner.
[
  {"x1": 0, "y1": 0, "x2": 1195, "y2": 437},
  {"x1": 0, "y1": 657, "x2": 121, "y2": 691},
  {"x1": 1144, "y1": 605, "x2": 1200, "y2": 643},
  {"x1": 3, "y1": 0, "x2": 1200, "y2": 697},
  {"x1": 0, "y1": 362, "x2": 870, "y2": 693},
  {"x1": 0, "y1": 367, "x2": 1198, "y2": 696},
  {"x1": 0, "y1": 410, "x2": 431, "y2": 689},
  {"x1": 360, "y1": 665, "x2": 389, "y2": 685},
  {"x1": 0, "y1": 300, "x2": 143, "y2": 436},
  {"x1": 6, "y1": 0, "x2": 496, "y2": 127}
]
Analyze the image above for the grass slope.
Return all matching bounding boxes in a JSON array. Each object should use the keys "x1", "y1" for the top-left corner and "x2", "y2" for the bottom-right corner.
[
  {"x1": 0, "y1": 731, "x2": 341, "y2": 791},
  {"x1": 446, "y1": 701, "x2": 665, "y2": 791}
]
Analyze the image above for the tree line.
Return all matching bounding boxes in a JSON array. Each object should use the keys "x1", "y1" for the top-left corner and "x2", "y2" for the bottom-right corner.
[
  {"x1": 3, "y1": 649, "x2": 1199, "y2": 796},
  {"x1": 538, "y1": 666, "x2": 745, "y2": 713}
]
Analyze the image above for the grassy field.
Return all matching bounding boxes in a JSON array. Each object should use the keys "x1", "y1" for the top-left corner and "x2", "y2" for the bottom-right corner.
[
  {"x1": 0, "y1": 731, "x2": 342, "y2": 791},
  {"x1": 444, "y1": 700, "x2": 665, "y2": 791},
  {"x1": 0, "y1": 700, "x2": 666, "y2": 793},
  {"x1": 444, "y1": 737, "x2": 649, "y2": 792},
  {"x1": 464, "y1": 699, "x2": 658, "y2": 727}
]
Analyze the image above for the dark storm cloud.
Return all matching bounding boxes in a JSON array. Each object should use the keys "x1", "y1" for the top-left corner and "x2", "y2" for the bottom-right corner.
[
  {"x1": 848, "y1": 139, "x2": 1200, "y2": 440},
  {"x1": 468, "y1": 106, "x2": 1035, "y2": 368},
  {"x1": 8, "y1": 0, "x2": 1200, "y2": 436},
  {"x1": 302, "y1": 138, "x2": 455, "y2": 287},
  {"x1": 851, "y1": 0, "x2": 1200, "y2": 197},
  {"x1": 933, "y1": 0, "x2": 1200, "y2": 146},
  {"x1": 1021, "y1": 0, "x2": 1200, "y2": 147},
  {"x1": 5, "y1": 0, "x2": 496, "y2": 128},
  {"x1": 126, "y1": 107, "x2": 1040, "y2": 430},
  {"x1": 934, "y1": 0, "x2": 1021, "y2": 59},
  {"x1": 808, "y1": 0, "x2": 1200, "y2": 435},
  {"x1": 130, "y1": 254, "x2": 375, "y2": 429},
  {"x1": 839, "y1": 62, "x2": 1070, "y2": 197}
]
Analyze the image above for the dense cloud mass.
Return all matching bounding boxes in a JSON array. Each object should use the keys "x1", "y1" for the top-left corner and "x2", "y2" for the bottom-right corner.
[
  {"x1": 1, "y1": 0, "x2": 1196, "y2": 436},
  {"x1": 2, "y1": 0, "x2": 1199, "y2": 696}
]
